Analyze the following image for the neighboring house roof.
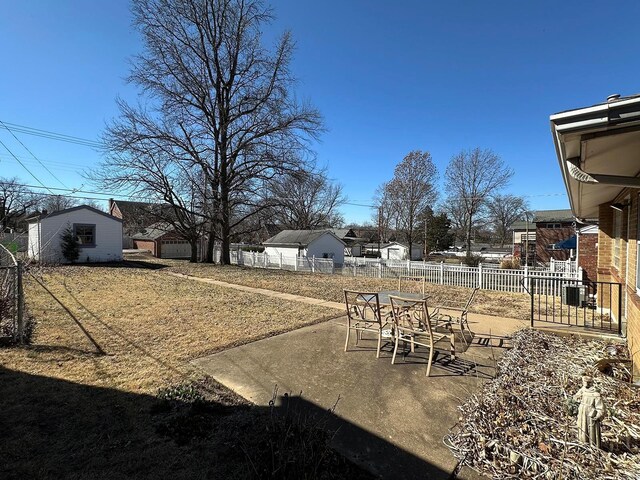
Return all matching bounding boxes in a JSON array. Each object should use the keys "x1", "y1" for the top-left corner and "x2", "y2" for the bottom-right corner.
[
  {"x1": 26, "y1": 205, "x2": 122, "y2": 223},
  {"x1": 364, "y1": 242, "x2": 406, "y2": 250},
  {"x1": 109, "y1": 200, "x2": 170, "y2": 228},
  {"x1": 533, "y1": 209, "x2": 575, "y2": 223},
  {"x1": 331, "y1": 228, "x2": 358, "y2": 239},
  {"x1": 263, "y1": 229, "x2": 345, "y2": 247},
  {"x1": 131, "y1": 222, "x2": 176, "y2": 241},
  {"x1": 510, "y1": 221, "x2": 529, "y2": 231}
]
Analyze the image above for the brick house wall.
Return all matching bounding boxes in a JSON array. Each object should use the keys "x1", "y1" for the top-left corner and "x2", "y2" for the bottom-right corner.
[
  {"x1": 132, "y1": 239, "x2": 156, "y2": 256},
  {"x1": 535, "y1": 224, "x2": 574, "y2": 264},
  {"x1": 597, "y1": 193, "x2": 640, "y2": 378},
  {"x1": 578, "y1": 233, "x2": 598, "y2": 283}
]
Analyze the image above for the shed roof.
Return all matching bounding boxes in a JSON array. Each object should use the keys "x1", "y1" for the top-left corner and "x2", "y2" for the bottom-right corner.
[
  {"x1": 131, "y1": 222, "x2": 175, "y2": 240},
  {"x1": 27, "y1": 205, "x2": 123, "y2": 223},
  {"x1": 263, "y1": 229, "x2": 345, "y2": 247}
]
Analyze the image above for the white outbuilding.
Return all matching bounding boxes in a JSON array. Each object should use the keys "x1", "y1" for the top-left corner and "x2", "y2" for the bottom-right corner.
[
  {"x1": 263, "y1": 230, "x2": 345, "y2": 265},
  {"x1": 28, "y1": 205, "x2": 123, "y2": 263}
]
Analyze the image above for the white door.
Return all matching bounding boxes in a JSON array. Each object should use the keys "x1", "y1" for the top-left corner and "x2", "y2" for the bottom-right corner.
[{"x1": 161, "y1": 240, "x2": 191, "y2": 258}]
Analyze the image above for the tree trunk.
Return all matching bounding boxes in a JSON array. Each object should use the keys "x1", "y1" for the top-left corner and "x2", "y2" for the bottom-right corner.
[
  {"x1": 206, "y1": 225, "x2": 216, "y2": 263},
  {"x1": 189, "y1": 239, "x2": 198, "y2": 263},
  {"x1": 465, "y1": 215, "x2": 473, "y2": 258}
]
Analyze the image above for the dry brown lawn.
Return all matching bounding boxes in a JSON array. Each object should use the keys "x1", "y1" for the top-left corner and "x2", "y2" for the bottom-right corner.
[
  {"x1": 0, "y1": 263, "x2": 358, "y2": 479},
  {"x1": 161, "y1": 258, "x2": 532, "y2": 321},
  {"x1": 5, "y1": 265, "x2": 335, "y2": 393}
]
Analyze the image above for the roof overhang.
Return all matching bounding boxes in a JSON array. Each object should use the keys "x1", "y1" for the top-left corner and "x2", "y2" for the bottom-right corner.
[{"x1": 551, "y1": 95, "x2": 640, "y2": 219}]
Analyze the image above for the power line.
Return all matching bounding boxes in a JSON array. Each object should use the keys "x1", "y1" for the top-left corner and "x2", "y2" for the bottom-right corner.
[
  {"x1": 0, "y1": 120, "x2": 70, "y2": 189},
  {"x1": 0, "y1": 138, "x2": 56, "y2": 194},
  {"x1": 0, "y1": 120, "x2": 103, "y2": 148}
]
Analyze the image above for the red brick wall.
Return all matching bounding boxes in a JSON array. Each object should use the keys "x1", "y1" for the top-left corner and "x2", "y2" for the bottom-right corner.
[
  {"x1": 132, "y1": 240, "x2": 156, "y2": 256},
  {"x1": 535, "y1": 224, "x2": 574, "y2": 264},
  {"x1": 578, "y1": 233, "x2": 598, "y2": 283},
  {"x1": 597, "y1": 195, "x2": 640, "y2": 379}
]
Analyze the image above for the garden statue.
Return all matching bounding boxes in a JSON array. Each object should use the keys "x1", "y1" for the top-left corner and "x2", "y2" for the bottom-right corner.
[{"x1": 573, "y1": 375, "x2": 605, "y2": 448}]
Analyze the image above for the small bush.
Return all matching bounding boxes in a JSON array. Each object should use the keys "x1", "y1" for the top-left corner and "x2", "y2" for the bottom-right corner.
[
  {"x1": 500, "y1": 257, "x2": 521, "y2": 269},
  {"x1": 60, "y1": 225, "x2": 80, "y2": 263},
  {"x1": 463, "y1": 253, "x2": 483, "y2": 267}
]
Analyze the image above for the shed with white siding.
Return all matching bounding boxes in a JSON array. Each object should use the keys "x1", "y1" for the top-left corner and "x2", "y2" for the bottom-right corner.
[
  {"x1": 263, "y1": 230, "x2": 345, "y2": 265},
  {"x1": 27, "y1": 205, "x2": 123, "y2": 263}
]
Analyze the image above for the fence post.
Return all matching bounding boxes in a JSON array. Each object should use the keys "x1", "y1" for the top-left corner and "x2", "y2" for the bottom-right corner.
[
  {"x1": 550, "y1": 258, "x2": 555, "y2": 272},
  {"x1": 331, "y1": 259, "x2": 335, "y2": 275},
  {"x1": 407, "y1": 259, "x2": 410, "y2": 275},
  {"x1": 440, "y1": 262, "x2": 444, "y2": 285},
  {"x1": 353, "y1": 261, "x2": 356, "y2": 277},
  {"x1": 378, "y1": 259, "x2": 382, "y2": 278},
  {"x1": 312, "y1": 255, "x2": 315, "y2": 273},
  {"x1": 16, "y1": 261, "x2": 24, "y2": 343},
  {"x1": 279, "y1": 253, "x2": 283, "y2": 269},
  {"x1": 524, "y1": 265, "x2": 529, "y2": 292},
  {"x1": 478, "y1": 262, "x2": 483, "y2": 289}
]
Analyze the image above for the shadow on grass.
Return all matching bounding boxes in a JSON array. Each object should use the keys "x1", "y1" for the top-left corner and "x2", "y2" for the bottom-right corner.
[{"x1": 0, "y1": 366, "x2": 452, "y2": 480}]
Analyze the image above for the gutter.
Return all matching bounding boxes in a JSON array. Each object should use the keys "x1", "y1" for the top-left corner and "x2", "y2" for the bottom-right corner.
[{"x1": 551, "y1": 94, "x2": 640, "y2": 215}]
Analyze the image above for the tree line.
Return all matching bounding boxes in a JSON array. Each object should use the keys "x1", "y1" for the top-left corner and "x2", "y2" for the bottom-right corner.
[{"x1": 371, "y1": 148, "x2": 528, "y2": 258}]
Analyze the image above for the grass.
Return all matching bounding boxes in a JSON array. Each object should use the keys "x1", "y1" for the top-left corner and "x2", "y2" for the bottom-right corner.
[
  {"x1": 0, "y1": 263, "x2": 368, "y2": 479},
  {"x1": 159, "y1": 257, "x2": 532, "y2": 321}
]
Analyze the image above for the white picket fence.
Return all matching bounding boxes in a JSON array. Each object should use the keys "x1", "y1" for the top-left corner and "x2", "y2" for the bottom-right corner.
[
  {"x1": 212, "y1": 247, "x2": 335, "y2": 274},
  {"x1": 341, "y1": 257, "x2": 582, "y2": 294}
]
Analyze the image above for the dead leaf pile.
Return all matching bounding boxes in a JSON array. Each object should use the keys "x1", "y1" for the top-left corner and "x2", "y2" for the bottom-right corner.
[{"x1": 445, "y1": 329, "x2": 640, "y2": 479}]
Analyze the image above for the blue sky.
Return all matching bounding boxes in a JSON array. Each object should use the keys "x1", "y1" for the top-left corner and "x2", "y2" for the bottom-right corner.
[{"x1": 1, "y1": 1, "x2": 639, "y2": 224}]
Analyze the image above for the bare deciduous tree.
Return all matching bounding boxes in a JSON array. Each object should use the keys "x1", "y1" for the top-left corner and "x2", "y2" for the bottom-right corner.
[
  {"x1": 97, "y1": 0, "x2": 322, "y2": 264},
  {"x1": 375, "y1": 151, "x2": 438, "y2": 256},
  {"x1": 444, "y1": 148, "x2": 513, "y2": 256},
  {"x1": 268, "y1": 168, "x2": 345, "y2": 229},
  {"x1": 0, "y1": 178, "x2": 35, "y2": 231},
  {"x1": 487, "y1": 194, "x2": 528, "y2": 247}
]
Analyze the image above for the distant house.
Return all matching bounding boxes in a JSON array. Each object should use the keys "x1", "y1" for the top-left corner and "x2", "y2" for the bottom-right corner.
[
  {"x1": 131, "y1": 223, "x2": 196, "y2": 259},
  {"x1": 511, "y1": 209, "x2": 584, "y2": 265},
  {"x1": 27, "y1": 205, "x2": 123, "y2": 263},
  {"x1": 263, "y1": 230, "x2": 345, "y2": 265},
  {"x1": 109, "y1": 199, "x2": 167, "y2": 248},
  {"x1": 331, "y1": 228, "x2": 364, "y2": 257},
  {"x1": 364, "y1": 242, "x2": 423, "y2": 261}
]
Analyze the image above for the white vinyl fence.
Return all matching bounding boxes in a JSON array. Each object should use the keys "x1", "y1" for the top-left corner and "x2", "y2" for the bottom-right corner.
[
  {"x1": 212, "y1": 247, "x2": 335, "y2": 274},
  {"x1": 341, "y1": 257, "x2": 582, "y2": 294},
  {"x1": 209, "y1": 247, "x2": 581, "y2": 294}
]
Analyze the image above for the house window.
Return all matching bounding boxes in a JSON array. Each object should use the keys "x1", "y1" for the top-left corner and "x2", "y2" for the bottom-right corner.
[
  {"x1": 545, "y1": 223, "x2": 561, "y2": 229},
  {"x1": 613, "y1": 209, "x2": 622, "y2": 269},
  {"x1": 74, "y1": 224, "x2": 96, "y2": 247}
]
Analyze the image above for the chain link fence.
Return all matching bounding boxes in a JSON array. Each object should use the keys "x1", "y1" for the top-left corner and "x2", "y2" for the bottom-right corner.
[{"x1": 0, "y1": 244, "x2": 26, "y2": 343}]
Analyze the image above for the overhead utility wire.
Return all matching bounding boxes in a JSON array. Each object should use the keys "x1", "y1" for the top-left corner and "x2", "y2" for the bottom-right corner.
[
  {"x1": 0, "y1": 138, "x2": 56, "y2": 194},
  {"x1": 0, "y1": 120, "x2": 70, "y2": 189},
  {"x1": 0, "y1": 121, "x2": 103, "y2": 148}
]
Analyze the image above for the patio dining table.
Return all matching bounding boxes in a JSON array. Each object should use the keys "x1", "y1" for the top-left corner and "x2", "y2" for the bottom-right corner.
[{"x1": 370, "y1": 290, "x2": 456, "y2": 360}]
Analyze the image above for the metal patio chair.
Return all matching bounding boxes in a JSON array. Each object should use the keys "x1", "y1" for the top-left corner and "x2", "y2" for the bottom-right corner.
[
  {"x1": 432, "y1": 287, "x2": 479, "y2": 346},
  {"x1": 389, "y1": 295, "x2": 454, "y2": 377},
  {"x1": 343, "y1": 290, "x2": 390, "y2": 358},
  {"x1": 397, "y1": 275, "x2": 426, "y2": 295}
]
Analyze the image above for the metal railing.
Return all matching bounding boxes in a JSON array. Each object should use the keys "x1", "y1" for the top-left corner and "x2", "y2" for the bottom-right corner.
[{"x1": 526, "y1": 276, "x2": 623, "y2": 335}]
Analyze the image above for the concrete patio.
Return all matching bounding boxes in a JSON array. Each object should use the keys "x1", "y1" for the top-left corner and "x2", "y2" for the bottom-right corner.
[{"x1": 193, "y1": 312, "x2": 528, "y2": 479}]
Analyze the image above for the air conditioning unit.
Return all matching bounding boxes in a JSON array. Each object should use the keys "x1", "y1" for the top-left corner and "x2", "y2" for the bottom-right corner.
[{"x1": 562, "y1": 285, "x2": 586, "y2": 307}]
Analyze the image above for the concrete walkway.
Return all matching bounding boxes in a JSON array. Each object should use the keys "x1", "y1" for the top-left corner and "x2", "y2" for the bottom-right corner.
[
  {"x1": 193, "y1": 309, "x2": 527, "y2": 479},
  {"x1": 166, "y1": 271, "x2": 345, "y2": 310}
]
